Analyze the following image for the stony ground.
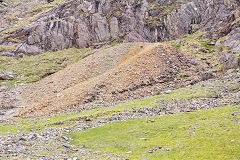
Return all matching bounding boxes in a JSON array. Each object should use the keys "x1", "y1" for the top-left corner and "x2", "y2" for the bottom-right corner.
[{"x1": 0, "y1": 69, "x2": 239, "y2": 160}]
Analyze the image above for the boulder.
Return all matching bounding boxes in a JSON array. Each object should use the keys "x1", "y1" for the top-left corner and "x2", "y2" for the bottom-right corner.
[
  {"x1": 0, "y1": 71, "x2": 14, "y2": 80},
  {"x1": 220, "y1": 53, "x2": 240, "y2": 70},
  {"x1": 0, "y1": 86, "x2": 8, "y2": 92},
  {"x1": 110, "y1": 17, "x2": 119, "y2": 39},
  {"x1": 222, "y1": 27, "x2": 240, "y2": 53},
  {"x1": 15, "y1": 43, "x2": 42, "y2": 55},
  {"x1": 92, "y1": 14, "x2": 111, "y2": 42},
  {"x1": 75, "y1": 18, "x2": 91, "y2": 48}
]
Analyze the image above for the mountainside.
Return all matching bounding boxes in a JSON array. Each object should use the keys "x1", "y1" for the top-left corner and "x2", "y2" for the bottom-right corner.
[
  {"x1": 0, "y1": 0, "x2": 240, "y2": 55},
  {"x1": 0, "y1": 0, "x2": 240, "y2": 160}
]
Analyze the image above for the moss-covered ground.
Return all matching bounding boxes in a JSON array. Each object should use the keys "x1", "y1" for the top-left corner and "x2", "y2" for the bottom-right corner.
[{"x1": 71, "y1": 105, "x2": 240, "y2": 160}]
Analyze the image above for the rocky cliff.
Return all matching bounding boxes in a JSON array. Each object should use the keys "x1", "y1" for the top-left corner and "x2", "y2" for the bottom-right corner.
[{"x1": 0, "y1": 0, "x2": 240, "y2": 55}]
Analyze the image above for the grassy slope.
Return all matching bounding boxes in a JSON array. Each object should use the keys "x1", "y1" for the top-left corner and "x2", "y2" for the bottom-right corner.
[
  {"x1": 0, "y1": 47, "x2": 91, "y2": 87},
  {"x1": 71, "y1": 105, "x2": 240, "y2": 160}
]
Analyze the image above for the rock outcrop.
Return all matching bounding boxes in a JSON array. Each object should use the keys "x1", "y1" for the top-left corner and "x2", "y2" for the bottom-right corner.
[
  {"x1": 220, "y1": 53, "x2": 240, "y2": 70},
  {"x1": 222, "y1": 26, "x2": 240, "y2": 54},
  {"x1": 1, "y1": 0, "x2": 240, "y2": 55}
]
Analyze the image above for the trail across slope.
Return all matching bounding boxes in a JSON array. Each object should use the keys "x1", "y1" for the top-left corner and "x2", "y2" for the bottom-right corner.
[{"x1": 19, "y1": 43, "x2": 199, "y2": 117}]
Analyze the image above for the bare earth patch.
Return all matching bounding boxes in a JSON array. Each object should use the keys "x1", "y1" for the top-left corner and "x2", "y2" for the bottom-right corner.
[{"x1": 18, "y1": 42, "x2": 200, "y2": 117}]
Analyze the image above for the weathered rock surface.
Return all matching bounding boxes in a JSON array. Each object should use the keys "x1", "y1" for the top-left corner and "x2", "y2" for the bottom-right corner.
[
  {"x1": 2, "y1": 0, "x2": 239, "y2": 55},
  {"x1": 15, "y1": 43, "x2": 42, "y2": 55},
  {"x1": 220, "y1": 53, "x2": 240, "y2": 70},
  {"x1": 222, "y1": 27, "x2": 240, "y2": 53}
]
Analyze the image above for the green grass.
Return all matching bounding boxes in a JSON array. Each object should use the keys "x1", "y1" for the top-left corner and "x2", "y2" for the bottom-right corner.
[
  {"x1": 200, "y1": 40, "x2": 215, "y2": 51},
  {"x1": 171, "y1": 43, "x2": 181, "y2": 50},
  {"x1": 0, "y1": 47, "x2": 91, "y2": 87},
  {"x1": 71, "y1": 105, "x2": 240, "y2": 160}
]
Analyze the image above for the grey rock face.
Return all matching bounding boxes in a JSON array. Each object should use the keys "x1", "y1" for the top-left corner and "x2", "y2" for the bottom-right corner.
[
  {"x1": 26, "y1": 20, "x2": 74, "y2": 52},
  {"x1": 164, "y1": 2, "x2": 201, "y2": 39},
  {"x1": 223, "y1": 27, "x2": 240, "y2": 53},
  {"x1": 6, "y1": 0, "x2": 240, "y2": 55}
]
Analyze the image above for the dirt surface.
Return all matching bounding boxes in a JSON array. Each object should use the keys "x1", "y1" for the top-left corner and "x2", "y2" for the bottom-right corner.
[{"x1": 17, "y1": 43, "x2": 200, "y2": 117}]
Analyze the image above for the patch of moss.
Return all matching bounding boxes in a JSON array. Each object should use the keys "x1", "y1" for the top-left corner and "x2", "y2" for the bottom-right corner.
[
  {"x1": 7, "y1": 38, "x2": 21, "y2": 43},
  {"x1": 171, "y1": 43, "x2": 181, "y2": 50},
  {"x1": 232, "y1": 17, "x2": 240, "y2": 26},
  {"x1": 200, "y1": 40, "x2": 215, "y2": 51},
  {"x1": 218, "y1": 36, "x2": 227, "y2": 43},
  {"x1": 144, "y1": 16, "x2": 164, "y2": 27},
  {"x1": 144, "y1": 2, "x2": 182, "y2": 27}
]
